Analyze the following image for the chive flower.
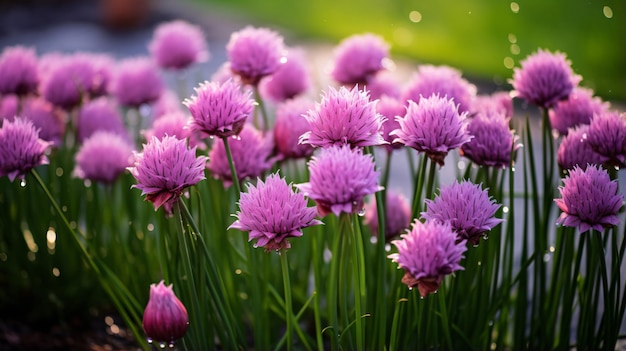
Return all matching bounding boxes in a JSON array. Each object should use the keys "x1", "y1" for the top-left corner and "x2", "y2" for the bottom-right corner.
[
  {"x1": 142, "y1": 281, "x2": 189, "y2": 345},
  {"x1": 73, "y1": 131, "x2": 134, "y2": 184},
  {"x1": 557, "y1": 125, "x2": 607, "y2": 172},
  {"x1": 149, "y1": 20, "x2": 209, "y2": 70},
  {"x1": 0, "y1": 117, "x2": 51, "y2": 182},
  {"x1": 585, "y1": 111, "x2": 626, "y2": 168},
  {"x1": 76, "y1": 97, "x2": 129, "y2": 144},
  {"x1": 549, "y1": 87, "x2": 609, "y2": 136},
  {"x1": 0, "y1": 46, "x2": 39, "y2": 96},
  {"x1": 226, "y1": 26, "x2": 285, "y2": 86},
  {"x1": 273, "y1": 97, "x2": 315, "y2": 159},
  {"x1": 364, "y1": 189, "x2": 412, "y2": 241},
  {"x1": 460, "y1": 112, "x2": 520, "y2": 168},
  {"x1": 112, "y1": 57, "x2": 164, "y2": 107},
  {"x1": 331, "y1": 33, "x2": 390, "y2": 86},
  {"x1": 260, "y1": 47, "x2": 311, "y2": 102}
]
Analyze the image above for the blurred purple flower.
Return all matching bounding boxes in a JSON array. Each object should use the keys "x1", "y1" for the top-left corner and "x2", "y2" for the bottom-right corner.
[
  {"x1": 376, "y1": 96, "x2": 406, "y2": 152},
  {"x1": 0, "y1": 117, "x2": 51, "y2": 182},
  {"x1": 460, "y1": 112, "x2": 520, "y2": 168},
  {"x1": 20, "y1": 97, "x2": 66, "y2": 147},
  {"x1": 555, "y1": 164, "x2": 623, "y2": 233},
  {"x1": 0, "y1": 46, "x2": 39, "y2": 95},
  {"x1": 300, "y1": 85, "x2": 386, "y2": 148},
  {"x1": 73, "y1": 131, "x2": 134, "y2": 184},
  {"x1": 77, "y1": 97, "x2": 129, "y2": 144},
  {"x1": 273, "y1": 97, "x2": 315, "y2": 159},
  {"x1": 364, "y1": 189, "x2": 412, "y2": 241},
  {"x1": 402, "y1": 65, "x2": 477, "y2": 114},
  {"x1": 143, "y1": 111, "x2": 204, "y2": 149},
  {"x1": 586, "y1": 111, "x2": 626, "y2": 168},
  {"x1": 184, "y1": 79, "x2": 255, "y2": 139},
  {"x1": 0, "y1": 95, "x2": 18, "y2": 122},
  {"x1": 549, "y1": 87, "x2": 609, "y2": 136},
  {"x1": 260, "y1": 47, "x2": 311, "y2": 103},
  {"x1": 112, "y1": 57, "x2": 164, "y2": 107},
  {"x1": 128, "y1": 135, "x2": 207, "y2": 213},
  {"x1": 207, "y1": 124, "x2": 275, "y2": 188},
  {"x1": 149, "y1": 20, "x2": 209, "y2": 70},
  {"x1": 471, "y1": 91, "x2": 513, "y2": 118},
  {"x1": 511, "y1": 49, "x2": 581, "y2": 109},
  {"x1": 365, "y1": 71, "x2": 402, "y2": 100},
  {"x1": 151, "y1": 89, "x2": 184, "y2": 119},
  {"x1": 331, "y1": 33, "x2": 390, "y2": 86},
  {"x1": 229, "y1": 173, "x2": 322, "y2": 251},
  {"x1": 557, "y1": 125, "x2": 608, "y2": 172},
  {"x1": 296, "y1": 145, "x2": 382, "y2": 217},
  {"x1": 389, "y1": 219, "x2": 466, "y2": 297},
  {"x1": 142, "y1": 281, "x2": 189, "y2": 345},
  {"x1": 422, "y1": 180, "x2": 503, "y2": 246},
  {"x1": 392, "y1": 94, "x2": 472, "y2": 166},
  {"x1": 227, "y1": 26, "x2": 285, "y2": 86}
]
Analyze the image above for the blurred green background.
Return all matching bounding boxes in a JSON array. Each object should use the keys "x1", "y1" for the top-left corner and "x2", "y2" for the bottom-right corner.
[{"x1": 200, "y1": 0, "x2": 625, "y2": 102}]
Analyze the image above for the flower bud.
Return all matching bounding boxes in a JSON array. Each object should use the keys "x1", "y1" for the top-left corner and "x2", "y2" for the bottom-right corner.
[{"x1": 142, "y1": 281, "x2": 189, "y2": 344}]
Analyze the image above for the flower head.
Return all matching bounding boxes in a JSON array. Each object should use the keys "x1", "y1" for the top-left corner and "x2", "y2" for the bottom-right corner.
[
  {"x1": 421, "y1": 180, "x2": 503, "y2": 245},
  {"x1": 364, "y1": 189, "x2": 412, "y2": 241},
  {"x1": 207, "y1": 124, "x2": 275, "y2": 187},
  {"x1": 460, "y1": 112, "x2": 520, "y2": 168},
  {"x1": 549, "y1": 87, "x2": 609, "y2": 136},
  {"x1": 299, "y1": 85, "x2": 386, "y2": 148},
  {"x1": 184, "y1": 79, "x2": 255, "y2": 139},
  {"x1": 128, "y1": 136, "x2": 207, "y2": 213},
  {"x1": 0, "y1": 46, "x2": 39, "y2": 95},
  {"x1": 77, "y1": 97, "x2": 129, "y2": 144},
  {"x1": 365, "y1": 71, "x2": 401, "y2": 100},
  {"x1": 402, "y1": 65, "x2": 477, "y2": 114},
  {"x1": 584, "y1": 111, "x2": 626, "y2": 168},
  {"x1": 149, "y1": 20, "x2": 209, "y2": 70},
  {"x1": 151, "y1": 89, "x2": 184, "y2": 119},
  {"x1": 112, "y1": 57, "x2": 164, "y2": 107},
  {"x1": 331, "y1": 33, "x2": 390, "y2": 86},
  {"x1": 143, "y1": 111, "x2": 204, "y2": 149},
  {"x1": 376, "y1": 96, "x2": 406, "y2": 151},
  {"x1": 555, "y1": 165, "x2": 623, "y2": 233},
  {"x1": 260, "y1": 48, "x2": 311, "y2": 102},
  {"x1": 273, "y1": 98, "x2": 315, "y2": 159},
  {"x1": 142, "y1": 281, "x2": 189, "y2": 345},
  {"x1": 511, "y1": 49, "x2": 581, "y2": 109},
  {"x1": 2, "y1": 96, "x2": 65, "y2": 147},
  {"x1": 557, "y1": 124, "x2": 608, "y2": 171},
  {"x1": 227, "y1": 26, "x2": 285, "y2": 86},
  {"x1": 471, "y1": 91, "x2": 513, "y2": 118},
  {"x1": 0, "y1": 117, "x2": 51, "y2": 182},
  {"x1": 296, "y1": 145, "x2": 382, "y2": 217},
  {"x1": 229, "y1": 173, "x2": 322, "y2": 251},
  {"x1": 389, "y1": 220, "x2": 467, "y2": 297},
  {"x1": 74, "y1": 131, "x2": 134, "y2": 184},
  {"x1": 392, "y1": 94, "x2": 472, "y2": 166}
]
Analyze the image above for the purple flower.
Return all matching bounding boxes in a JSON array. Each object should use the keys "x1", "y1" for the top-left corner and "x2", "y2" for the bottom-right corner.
[
  {"x1": 299, "y1": 85, "x2": 386, "y2": 148},
  {"x1": 142, "y1": 281, "x2": 189, "y2": 344},
  {"x1": 511, "y1": 49, "x2": 581, "y2": 109},
  {"x1": 0, "y1": 95, "x2": 18, "y2": 121},
  {"x1": 402, "y1": 65, "x2": 477, "y2": 114},
  {"x1": 184, "y1": 79, "x2": 255, "y2": 139},
  {"x1": 555, "y1": 165, "x2": 623, "y2": 233},
  {"x1": 73, "y1": 131, "x2": 134, "y2": 184},
  {"x1": 389, "y1": 219, "x2": 467, "y2": 297},
  {"x1": 151, "y1": 89, "x2": 184, "y2": 119},
  {"x1": 20, "y1": 97, "x2": 66, "y2": 147},
  {"x1": 460, "y1": 112, "x2": 520, "y2": 168},
  {"x1": 365, "y1": 71, "x2": 402, "y2": 100},
  {"x1": 364, "y1": 189, "x2": 412, "y2": 241},
  {"x1": 391, "y1": 94, "x2": 472, "y2": 166},
  {"x1": 226, "y1": 26, "x2": 285, "y2": 86},
  {"x1": 421, "y1": 180, "x2": 503, "y2": 245},
  {"x1": 296, "y1": 145, "x2": 382, "y2": 217},
  {"x1": 143, "y1": 111, "x2": 204, "y2": 149},
  {"x1": 128, "y1": 136, "x2": 207, "y2": 213},
  {"x1": 557, "y1": 125, "x2": 608, "y2": 172},
  {"x1": 77, "y1": 97, "x2": 129, "y2": 144},
  {"x1": 376, "y1": 96, "x2": 406, "y2": 151},
  {"x1": 229, "y1": 173, "x2": 323, "y2": 251},
  {"x1": 260, "y1": 48, "x2": 311, "y2": 102},
  {"x1": 0, "y1": 46, "x2": 39, "y2": 95},
  {"x1": 273, "y1": 98, "x2": 315, "y2": 159},
  {"x1": 112, "y1": 57, "x2": 164, "y2": 107},
  {"x1": 331, "y1": 33, "x2": 390, "y2": 86},
  {"x1": 207, "y1": 124, "x2": 275, "y2": 187},
  {"x1": 471, "y1": 91, "x2": 513, "y2": 118},
  {"x1": 149, "y1": 20, "x2": 209, "y2": 70},
  {"x1": 549, "y1": 87, "x2": 609, "y2": 136},
  {"x1": 586, "y1": 111, "x2": 626, "y2": 168},
  {"x1": 0, "y1": 117, "x2": 51, "y2": 182}
]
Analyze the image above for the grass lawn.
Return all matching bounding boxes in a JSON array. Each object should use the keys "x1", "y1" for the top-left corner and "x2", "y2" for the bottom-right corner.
[{"x1": 199, "y1": 0, "x2": 625, "y2": 101}]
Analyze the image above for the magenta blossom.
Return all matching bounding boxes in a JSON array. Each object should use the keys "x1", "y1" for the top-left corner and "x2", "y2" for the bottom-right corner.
[
  {"x1": 300, "y1": 85, "x2": 386, "y2": 148},
  {"x1": 331, "y1": 33, "x2": 390, "y2": 86},
  {"x1": 273, "y1": 98, "x2": 315, "y2": 159},
  {"x1": 149, "y1": 20, "x2": 209, "y2": 70},
  {"x1": 1, "y1": 96, "x2": 65, "y2": 147},
  {"x1": 555, "y1": 165, "x2": 623, "y2": 233},
  {"x1": 184, "y1": 79, "x2": 255, "y2": 139},
  {"x1": 226, "y1": 26, "x2": 285, "y2": 86},
  {"x1": 296, "y1": 145, "x2": 382, "y2": 217},
  {"x1": 230, "y1": 173, "x2": 323, "y2": 251},
  {"x1": 0, "y1": 46, "x2": 39, "y2": 96},
  {"x1": 0, "y1": 117, "x2": 51, "y2": 182},
  {"x1": 151, "y1": 89, "x2": 184, "y2": 119},
  {"x1": 392, "y1": 94, "x2": 472, "y2": 166},
  {"x1": 112, "y1": 57, "x2": 164, "y2": 107},
  {"x1": 471, "y1": 91, "x2": 513, "y2": 118},
  {"x1": 142, "y1": 281, "x2": 189, "y2": 345},
  {"x1": 557, "y1": 125, "x2": 608, "y2": 172},
  {"x1": 422, "y1": 180, "x2": 503, "y2": 245},
  {"x1": 376, "y1": 96, "x2": 406, "y2": 151},
  {"x1": 549, "y1": 87, "x2": 609, "y2": 136},
  {"x1": 77, "y1": 97, "x2": 129, "y2": 144},
  {"x1": 586, "y1": 111, "x2": 626, "y2": 168},
  {"x1": 207, "y1": 124, "x2": 276, "y2": 188},
  {"x1": 260, "y1": 48, "x2": 311, "y2": 102},
  {"x1": 365, "y1": 71, "x2": 402, "y2": 100},
  {"x1": 389, "y1": 219, "x2": 467, "y2": 297},
  {"x1": 143, "y1": 111, "x2": 204, "y2": 149},
  {"x1": 74, "y1": 131, "x2": 134, "y2": 184},
  {"x1": 364, "y1": 189, "x2": 412, "y2": 241},
  {"x1": 511, "y1": 49, "x2": 581, "y2": 109},
  {"x1": 128, "y1": 136, "x2": 207, "y2": 213},
  {"x1": 460, "y1": 112, "x2": 520, "y2": 168}
]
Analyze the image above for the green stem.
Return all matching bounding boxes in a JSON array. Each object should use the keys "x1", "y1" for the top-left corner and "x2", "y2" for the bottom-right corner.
[
  {"x1": 424, "y1": 157, "x2": 438, "y2": 202},
  {"x1": 351, "y1": 214, "x2": 366, "y2": 351},
  {"x1": 254, "y1": 85, "x2": 270, "y2": 131},
  {"x1": 222, "y1": 136, "x2": 242, "y2": 197},
  {"x1": 411, "y1": 154, "x2": 427, "y2": 219},
  {"x1": 280, "y1": 249, "x2": 294, "y2": 351}
]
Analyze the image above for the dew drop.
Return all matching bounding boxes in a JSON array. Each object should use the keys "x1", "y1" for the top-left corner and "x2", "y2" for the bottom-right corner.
[
  {"x1": 20, "y1": 179, "x2": 26, "y2": 187},
  {"x1": 510, "y1": 2, "x2": 519, "y2": 13},
  {"x1": 408, "y1": 287, "x2": 413, "y2": 291},
  {"x1": 168, "y1": 341, "x2": 175, "y2": 348},
  {"x1": 370, "y1": 236, "x2": 378, "y2": 244},
  {"x1": 357, "y1": 208, "x2": 366, "y2": 217},
  {"x1": 603, "y1": 6, "x2": 613, "y2": 19},
  {"x1": 543, "y1": 253, "x2": 551, "y2": 262},
  {"x1": 147, "y1": 338, "x2": 153, "y2": 344},
  {"x1": 158, "y1": 341, "x2": 167, "y2": 349},
  {"x1": 385, "y1": 244, "x2": 391, "y2": 252}
]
